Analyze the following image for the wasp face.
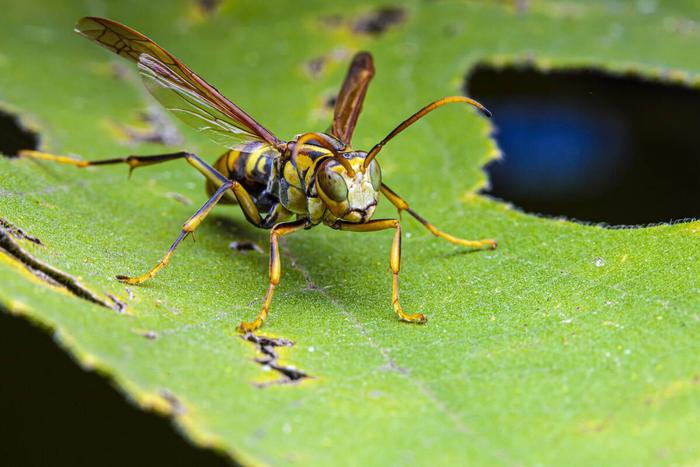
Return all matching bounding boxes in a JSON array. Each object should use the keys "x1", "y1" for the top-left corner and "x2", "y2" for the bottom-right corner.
[{"x1": 316, "y1": 155, "x2": 382, "y2": 223}]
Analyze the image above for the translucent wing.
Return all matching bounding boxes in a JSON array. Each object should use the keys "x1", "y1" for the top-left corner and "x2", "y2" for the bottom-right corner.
[
  {"x1": 137, "y1": 55, "x2": 263, "y2": 149},
  {"x1": 331, "y1": 52, "x2": 375, "y2": 146},
  {"x1": 75, "y1": 16, "x2": 283, "y2": 148}
]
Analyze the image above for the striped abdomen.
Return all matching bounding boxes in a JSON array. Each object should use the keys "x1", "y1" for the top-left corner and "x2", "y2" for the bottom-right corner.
[{"x1": 206, "y1": 141, "x2": 281, "y2": 214}]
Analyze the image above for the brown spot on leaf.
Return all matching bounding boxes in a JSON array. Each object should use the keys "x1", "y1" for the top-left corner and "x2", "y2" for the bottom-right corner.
[
  {"x1": 187, "y1": 0, "x2": 224, "y2": 22},
  {"x1": 305, "y1": 56, "x2": 326, "y2": 79},
  {"x1": 109, "y1": 107, "x2": 183, "y2": 146},
  {"x1": 320, "y1": 8, "x2": 407, "y2": 37},
  {"x1": 196, "y1": 0, "x2": 223, "y2": 16},
  {"x1": 303, "y1": 47, "x2": 351, "y2": 81},
  {"x1": 324, "y1": 94, "x2": 337, "y2": 110},
  {"x1": 352, "y1": 7, "x2": 407, "y2": 36}
]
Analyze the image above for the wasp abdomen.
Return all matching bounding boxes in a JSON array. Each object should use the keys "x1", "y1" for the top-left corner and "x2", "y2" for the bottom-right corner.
[{"x1": 206, "y1": 142, "x2": 280, "y2": 212}]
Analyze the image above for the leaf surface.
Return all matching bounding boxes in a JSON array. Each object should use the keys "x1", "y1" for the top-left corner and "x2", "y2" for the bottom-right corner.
[{"x1": 1, "y1": 1, "x2": 699, "y2": 464}]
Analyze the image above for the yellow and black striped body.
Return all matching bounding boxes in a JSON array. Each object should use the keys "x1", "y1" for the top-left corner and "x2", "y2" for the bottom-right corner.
[
  {"x1": 206, "y1": 141, "x2": 291, "y2": 228},
  {"x1": 206, "y1": 138, "x2": 355, "y2": 229}
]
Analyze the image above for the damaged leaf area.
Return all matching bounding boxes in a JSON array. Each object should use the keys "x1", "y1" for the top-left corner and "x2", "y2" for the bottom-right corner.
[
  {"x1": 0, "y1": 218, "x2": 125, "y2": 311},
  {"x1": 242, "y1": 333, "x2": 310, "y2": 387},
  {"x1": 1, "y1": 1, "x2": 699, "y2": 465}
]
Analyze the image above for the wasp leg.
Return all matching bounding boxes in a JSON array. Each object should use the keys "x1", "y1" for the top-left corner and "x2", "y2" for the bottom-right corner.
[
  {"x1": 237, "y1": 218, "x2": 309, "y2": 333},
  {"x1": 18, "y1": 150, "x2": 267, "y2": 282},
  {"x1": 19, "y1": 149, "x2": 197, "y2": 172},
  {"x1": 19, "y1": 150, "x2": 267, "y2": 224},
  {"x1": 380, "y1": 183, "x2": 497, "y2": 250},
  {"x1": 17, "y1": 150, "x2": 242, "y2": 205},
  {"x1": 109, "y1": 155, "x2": 263, "y2": 283},
  {"x1": 117, "y1": 180, "x2": 236, "y2": 284},
  {"x1": 332, "y1": 219, "x2": 427, "y2": 324}
]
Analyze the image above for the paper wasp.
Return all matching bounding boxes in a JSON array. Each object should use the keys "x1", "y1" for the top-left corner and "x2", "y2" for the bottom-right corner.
[{"x1": 19, "y1": 17, "x2": 497, "y2": 332}]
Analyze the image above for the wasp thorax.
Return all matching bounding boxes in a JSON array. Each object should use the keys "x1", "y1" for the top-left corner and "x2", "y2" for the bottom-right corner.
[{"x1": 316, "y1": 157, "x2": 381, "y2": 223}]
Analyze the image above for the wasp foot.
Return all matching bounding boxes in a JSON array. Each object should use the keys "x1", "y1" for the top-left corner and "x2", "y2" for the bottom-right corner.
[
  {"x1": 394, "y1": 301, "x2": 428, "y2": 324},
  {"x1": 237, "y1": 319, "x2": 263, "y2": 334},
  {"x1": 115, "y1": 250, "x2": 174, "y2": 285},
  {"x1": 449, "y1": 237, "x2": 497, "y2": 250},
  {"x1": 115, "y1": 274, "x2": 144, "y2": 285},
  {"x1": 400, "y1": 313, "x2": 428, "y2": 324}
]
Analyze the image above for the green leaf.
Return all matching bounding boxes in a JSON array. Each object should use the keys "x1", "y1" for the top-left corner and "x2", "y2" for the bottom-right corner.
[{"x1": 1, "y1": 1, "x2": 699, "y2": 464}]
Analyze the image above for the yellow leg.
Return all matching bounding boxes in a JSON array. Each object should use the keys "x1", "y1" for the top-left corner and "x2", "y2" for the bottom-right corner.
[
  {"x1": 333, "y1": 219, "x2": 427, "y2": 324},
  {"x1": 117, "y1": 169, "x2": 263, "y2": 284},
  {"x1": 381, "y1": 183, "x2": 497, "y2": 250},
  {"x1": 18, "y1": 150, "x2": 266, "y2": 282},
  {"x1": 19, "y1": 150, "x2": 237, "y2": 205},
  {"x1": 237, "y1": 219, "x2": 309, "y2": 333},
  {"x1": 19, "y1": 149, "x2": 198, "y2": 173},
  {"x1": 117, "y1": 180, "x2": 234, "y2": 284}
]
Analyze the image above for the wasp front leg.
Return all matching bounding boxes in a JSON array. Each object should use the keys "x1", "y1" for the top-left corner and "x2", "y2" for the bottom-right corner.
[
  {"x1": 237, "y1": 218, "x2": 309, "y2": 333},
  {"x1": 333, "y1": 219, "x2": 427, "y2": 324},
  {"x1": 380, "y1": 183, "x2": 497, "y2": 250}
]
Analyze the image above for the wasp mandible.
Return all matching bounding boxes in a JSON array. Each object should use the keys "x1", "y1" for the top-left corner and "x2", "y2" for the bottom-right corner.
[{"x1": 20, "y1": 17, "x2": 497, "y2": 332}]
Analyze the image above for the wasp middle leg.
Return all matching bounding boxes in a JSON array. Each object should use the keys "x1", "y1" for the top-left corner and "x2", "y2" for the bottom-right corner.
[
  {"x1": 380, "y1": 183, "x2": 497, "y2": 250},
  {"x1": 18, "y1": 150, "x2": 266, "y2": 283},
  {"x1": 332, "y1": 219, "x2": 427, "y2": 324},
  {"x1": 237, "y1": 218, "x2": 309, "y2": 333}
]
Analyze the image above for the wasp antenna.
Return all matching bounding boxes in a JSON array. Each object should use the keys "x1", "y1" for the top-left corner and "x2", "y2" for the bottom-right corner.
[
  {"x1": 332, "y1": 154, "x2": 356, "y2": 176},
  {"x1": 363, "y1": 96, "x2": 491, "y2": 169},
  {"x1": 479, "y1": 106, "x2": 492, "y2": 118},
  {"x1": 293, "y1": 132, "x2": 355, "y2": 176}
]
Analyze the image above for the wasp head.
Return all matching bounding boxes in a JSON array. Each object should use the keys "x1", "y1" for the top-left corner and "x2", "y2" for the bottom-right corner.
[{"x1": 316, "y1": 153, "x2": 381, "y2": 223}]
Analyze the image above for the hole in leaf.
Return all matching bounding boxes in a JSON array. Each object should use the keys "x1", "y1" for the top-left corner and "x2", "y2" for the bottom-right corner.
[
  {"x1": 467, "y1": 66, "x2": 700, "y2": 225},
  {"x1": 0, "y1": 109, "x2": 40, "y2": 157}
]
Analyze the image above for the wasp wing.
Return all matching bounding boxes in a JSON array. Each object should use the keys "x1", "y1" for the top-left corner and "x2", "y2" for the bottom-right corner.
[
  {"x1": 331, "y1": 52, "x2": 375, "y2": 146},
  {"x1": 137, "y1": 54, "x2": 265, "y2": 149},
  {"x1": 75, "y1": 16, "x2": 282, "y2": 148}
]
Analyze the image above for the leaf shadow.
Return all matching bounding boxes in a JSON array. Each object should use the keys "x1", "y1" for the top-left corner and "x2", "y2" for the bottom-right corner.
[{"x1": 206, "y1": 212, "x2": 388, "y2": 309}]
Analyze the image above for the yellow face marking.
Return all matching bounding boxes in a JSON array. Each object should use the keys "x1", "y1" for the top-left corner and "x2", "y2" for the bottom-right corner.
[{"x1": 316, "y1": 156, "x2": 379, "y2": 223}]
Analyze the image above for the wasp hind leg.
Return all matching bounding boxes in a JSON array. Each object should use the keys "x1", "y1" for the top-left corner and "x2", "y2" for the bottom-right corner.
[
  {"x1": 237, "y1": 218, "x2": 309, "y2": 333},
  {"x1": 19, "y1": 150, "x2": 236, "y2": 203},
  {"x1": 333, "y1": 219, "x2": 427, "y2": 324},
  {"x1": 19, "y1": 150, "x2": 266, "y2": 283},
  {"x1": 380, "y1": 183, "x2": 497, "y2": 250}
]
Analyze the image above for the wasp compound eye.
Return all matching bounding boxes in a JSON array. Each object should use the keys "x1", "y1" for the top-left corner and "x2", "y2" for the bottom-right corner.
[
  {"x1": 318, "y1": 164, "x2": 349, "y2": 202},
  {"x1": 367, "y1": 159, "x2": 381, "y2": 191}
]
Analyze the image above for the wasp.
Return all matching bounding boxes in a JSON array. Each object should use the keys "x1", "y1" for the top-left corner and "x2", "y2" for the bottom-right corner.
[{"x1": 19, "y1": 17, "x2": 497, "y2": 333}]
